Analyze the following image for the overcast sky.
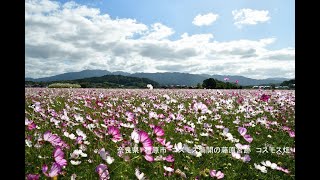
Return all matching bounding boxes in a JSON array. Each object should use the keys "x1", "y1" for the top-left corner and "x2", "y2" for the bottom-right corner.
[{"x1": 25, "y1": 0, "x2": 295, "y2": 79}]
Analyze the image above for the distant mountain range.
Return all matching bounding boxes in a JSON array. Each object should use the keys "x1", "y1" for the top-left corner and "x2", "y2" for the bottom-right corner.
[{"x1": 25, "y1": 69, "x2": 291, "y2": 86}]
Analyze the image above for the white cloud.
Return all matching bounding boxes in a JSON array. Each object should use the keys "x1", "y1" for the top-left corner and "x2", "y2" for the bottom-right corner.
[
  {"x1": 232, "y1": 8, "x2": 270, "y2": 28},
  {"x1": 192, "y1": 13, "x2": 219, "y2": 26},
  {"x1": 141, "y1": 23, "x2": 174, "y2": 40},
  {"x1": 25, "y1": 0, "x2": 294, "y2": 79}
]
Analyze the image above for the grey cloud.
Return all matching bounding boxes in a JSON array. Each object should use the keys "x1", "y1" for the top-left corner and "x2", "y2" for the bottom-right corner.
[
  {"x1": 266, "y1": 54, "x2": 295, "y2": 61},
  {"x1": 139, "y1": 43, "x2": 198, "y2": 60}
]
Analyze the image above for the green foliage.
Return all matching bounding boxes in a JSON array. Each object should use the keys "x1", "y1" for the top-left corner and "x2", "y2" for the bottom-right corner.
[
  {"x1": 202, "y1": 78, "x2": 217, "y2": 89},
  {"x1": 202, "y1": 78, "x2": 240, "y2": 89},
  {"x1": 48, "y1": 83, "x2": 81, "y2": 88},
  {"x1": 280, "y1": 79, "x2": 295, "y2": 88},
  {"x1": 196, "y1": 83, "x2": 202, "y2": 89}
]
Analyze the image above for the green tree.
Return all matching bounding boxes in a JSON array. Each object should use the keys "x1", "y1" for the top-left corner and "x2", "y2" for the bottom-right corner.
[
  {"x1": 196, "y1": 83, "x2": 202, "y2": 89},
  {"x1": 202, "y1": 78, "x2": 217, "y2": 89}
]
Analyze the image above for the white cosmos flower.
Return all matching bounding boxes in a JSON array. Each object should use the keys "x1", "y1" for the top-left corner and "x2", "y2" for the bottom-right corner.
[
  {"x1": 231, "y1": 152, "x2": 241, "y2": 159},
  {"x1": 99, "y1": 148, "x2": 114, "y2": 164},
  {"x1": 87, "y1": 124, "x2": 95, "y2": 130},
  {"x1": 71, "y1": 173, "x2": 77, "y2": 180},
  {"x1": 84, "y1": 141, "x2": 90, "y2": 145},
  {"x1": 25, "y1": 139, "x2": 32, "y2": 147},
  {"x1": 200, "y1": 133, "x2": 209, "y2": 137},
  {"x1": 254, "y1": 163, "x2": 267, "y2": 173},
  {"x1": 79, "y1": 144, "x2": 87, "y2": 151},
  {"x1": 223, "y1": 128, "x2": 229, "y2": 134},
  {"x1": 173, "y1": 142, "x2": 184, "y2": 152},
  {"x1": 135, "y1": 168, "x2": 146, "y2": 180},
  {"x1": 74, "y1": 114, "x2": 84, "y2": 123},
  {"x1": 131, "y1": 130, "x2": 140, "y2": 144},
  {"x1": 80, "y1": 152, "x2": 87, "y2": 158},
  {"x1": 163, "y1": 166, "x2": 174, "y2": 172},
  {"x1": 70, "y1": 149, "x2": 83, "y2": 159},
  {"x1": 235, "y1": 143, "x2": 250, "y2": 150},
  {"x1": 261, "y1": 161, "x2": 278, "y2": 169},
  {"x1": 195, "y1": 151, "x2": 202, "y2": 157},
  {"x1": 69, "y1": 133, "x2": 76, "y2": 140},
  {"x1": 100, "y1": 124, "x2": 108, "y2": 129},
  {"x1": 70, "y1": 160, "x2": 81, "y2": 165},
  {"x1": 76, "y1": 129, "x2": 87, "y2": 140},
  {"x1": 63, "y1": 132, "x2": 70, "y2": 137},
  {"x1": 270, "y1": 163, "x2": 278, "y2": 169}
]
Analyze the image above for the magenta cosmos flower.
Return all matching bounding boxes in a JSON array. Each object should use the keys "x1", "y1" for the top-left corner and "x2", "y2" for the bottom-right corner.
[
  {"x1": 139, "y1": 130, "x2": 154, "y2": 162},
  {"x1": 43, "y1": 131, "x2": 69, "y2": 149},
  {"x1": 260, "y1": 94, "x2": 271, "y2": 102},
  {"x1": 108, "y1": 126, "x2": 122, "y2": 142},
  {"x1": 42, "y1": 162, "x2": 61, "y2": 177},
  {"x1": 53, "y1": 147, "x2": 67, "y2": 167},
  {"x1": 153, "y1": 126, "x2": 165, "y2": 137},
  {"x1": 209, "y1": 170, "x2": 224, "y2": 179}
]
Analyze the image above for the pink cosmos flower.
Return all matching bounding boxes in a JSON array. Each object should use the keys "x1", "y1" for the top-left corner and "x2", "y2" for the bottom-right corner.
[
  {"x1": 193, "y1": 102, "x2": 208, "y2": 114},
  {"x1": 184, "y1": 126, "x2": 194, "y2": 133},
  {"x1": 53, "y1": 147, "x2": 67, "y2": 167},
  {"x1": 289, "y1": 131, "x2": 295, "y2": 137},
  {"x1": 26, "y1": 174, "x2": 40, "y2": 180},
  {"x1": 215, "y1": 125, "x2": 225, "y2": 129},
  {"x1": 164, "y1": 154, "x2": 174, "y2": 162},
  {"x1": 76, "y1": 136, "x2": 83, "y2": 144},
  {"x1": 243, "y1": 134, "x2": 253, "y2": 143},
  {"x1": 231, "y1": 152, "x2": 241, "y2": 159},
  {"x1": 242, "y1": 154, "x2": 251, "y2": 162},
  {"x1": 276, "y1": 166, "x2": 290, "y2": 174},
  {"x1": 158, "y1": 114, "x2": 165, "y2": 119},
  {"x1": 42, "y1": 162, "x2": 61, "y2": 177},
  {"x1": 149, "y1": 112, "x2": 158, "y2": 119},
  {"x1": 144, "y1": 154, "x2": 154, "y2": 162},
  {"x1": 125, "y1": 112, "x2": 135, "y2": 122},
  {"x1": 209, "y1": 170, "x2": 224, "y2": 179},
  {"x1": 235, "y1": 80, "x2": 239, "y2": 84},
  {"x1": 153, "y1": 126, "x2": 165, "y2": 137},
  {"x1": 108, "y1": 126, "x2": 122, "y2": 142},
  {"x1": 138, "y1": 130, "x2": 154, "y2": 160},
  {"x1": 282, "y1": 126, "x2": 291, "y2": 131},
  {"x1": 224, "y1": 77, "x2": 229, "y2": 81},
  {"x1": 238, "y1": 127, "x2": 253, "y2": 143},
  {"x1": 238, "y1": 127, "x2": 247, "y2": 136},
  {"x1": 25, "y1": 119, "x2": 36, "y2": 130},
  {"x1": 95, "y1": 164, "x2": 110, "y2": 179},
  {"x1": 156, "y1": 137, "x2": 165, "y2": 145},
  {"x1": 165, "y1": 141, "x2": 173, "y2": 151},
  {"x1": 43, "y1": 131, "x2": 69, "y2": 149}
]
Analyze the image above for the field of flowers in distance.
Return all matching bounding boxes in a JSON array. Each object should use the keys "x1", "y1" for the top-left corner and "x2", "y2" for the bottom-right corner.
[{"x1": 25, "y1": 88, "x2": 295, "y2": 179}]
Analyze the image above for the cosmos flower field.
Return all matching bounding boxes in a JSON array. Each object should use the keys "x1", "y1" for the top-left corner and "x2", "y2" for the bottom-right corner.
[{"x1": 25, "y1": 88, "x2": 295, "y2": 179}]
